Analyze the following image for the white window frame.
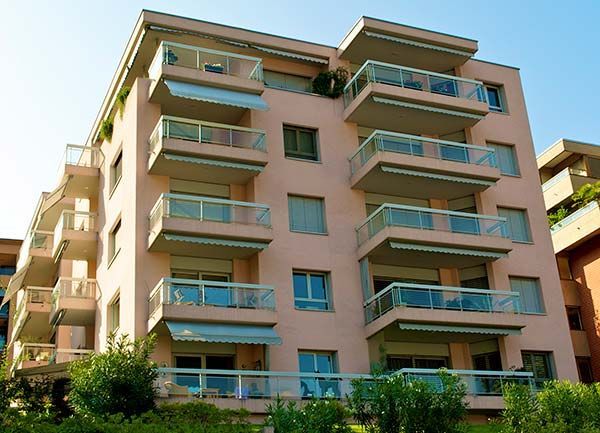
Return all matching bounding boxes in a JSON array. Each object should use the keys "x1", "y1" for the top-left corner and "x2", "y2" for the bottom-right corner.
[
  {"x1": 293, "y1": 271, "x2": 332, "y2": 311},
  {"x1": 486, "y1": 85, "x2": 505, "y2": 113}
]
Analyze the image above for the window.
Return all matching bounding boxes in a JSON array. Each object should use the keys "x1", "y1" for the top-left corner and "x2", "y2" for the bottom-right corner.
[
  {"x1": 486, "y1": 85, "x2": 505, "y2": 112},
  {"x1": 488, "y1": 143, "x2": 519, "y2": 176},
  {"x1": 576, "y1": 357, "x2": 594, "y2": 384},
  {"x1": 510, "y1": 277, "x2": 544, "y2": 314},
  {"x1": 298, "y1": 351, "x2": 338, "y2": 397},
  {"x1": 110, "y1": 151, "x2": 123, "y2": 191},
  {"x1": 387, "y1": 356, "x2": 448, "y2": 371},
  {"x1": 283, "y1": 125, "x2": 319, "y2": 161},
  {"x1": 264, "y1": 70, "x2": 312, "y2": 93},
  {"x1": 521, "y1": 351, "x2": 554, "y2": 388},
  {"x1": 108, "y1": 294, "x2": 120, "y2": 332},
  {"x1": 459, "y1": 265, "x2": 490, "y2": 289},
  {"x1": 288, "y1": 195, "x2": 326, "y2": 234},
  {"x1": 498, "y1": 207, "x2": 532, "y2": 242},
  {"x1": 293, "y1": 271, "x2": 331, "y2": 311},
  {"x1": 566, "y1": 306, "x2": 584, "y2": 330},
  {"x1": 109, "y1": 220, "x2": 122, "y2": 261}
]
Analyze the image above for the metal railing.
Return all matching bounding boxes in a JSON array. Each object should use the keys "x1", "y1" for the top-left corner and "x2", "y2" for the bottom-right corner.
[
  {"x1": 156, "y1": 368, "x2": 533, "y2": 399},
  {"x1": 344, "y1": 60, "x2": 487, "y2": 107},
  {"x1": 53, "y1": 210, "x2": 96, "y2": 254},
  {"x1": 149, "y1": 193, "x2": 271, "y2": 231},
  {"x1": 356, "y1": 203, "x2": 509, "y2": 245},
  {"x1": 61, "y1": 144, "x2": 103, "y2": 169},
  {"x1": 550, "y1": 200, "x2": 600, "y2": 233},
  {"x1": 541, "y1": 166, "x2": 590, "y2": 192},
  {"x1": 51, "y1": 278, "x2": 96, "y2": 317},
  {"x1": 350, "y1": 130, "x2": 496, "y2": 174},
  {"x1": 13, "y1": 343, "x2": 55, "y2": 370},
  {"x1": 51, "y1": 348, "x2": 94, "y2": 364},
  {"x1": 149, "y1": 41, "x2": 263, "y2": 81},
  {"x1": 30, "y1": 230, "x2": 53, "y2": 249},
  {"x1": 149, "y1": 278, "x2": 275, "y2": 316},
  {"x1": 364, "y1": 282, "x2": 521, "y2": 323},
  {"x1": 401, "y1": 369, "x2": 534, "y2": 396},
  {"x1": 149, "y1": 115, "x2": 266, "y2": 155}
]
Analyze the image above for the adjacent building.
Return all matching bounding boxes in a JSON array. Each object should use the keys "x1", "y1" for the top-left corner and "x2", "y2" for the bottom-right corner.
[
  {"x1": 0, "y1": 239, "x2": 21, "y2": 353},
  {"x1": 5, "y1": 11, "x2": 578, "y2": 417},
  {"x1": 538, "y1": 138, "x2": 600, "y2": 383}
]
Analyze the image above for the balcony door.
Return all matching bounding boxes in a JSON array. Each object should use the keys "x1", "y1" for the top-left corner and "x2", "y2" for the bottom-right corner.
[{"x1": 170, "y1": 270, "x2": 230, "y2": 306}]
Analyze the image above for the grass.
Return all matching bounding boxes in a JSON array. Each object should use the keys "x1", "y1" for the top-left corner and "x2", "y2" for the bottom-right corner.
[{"x1": 349, "y1": 425, "x2": 499, "y2": 432}]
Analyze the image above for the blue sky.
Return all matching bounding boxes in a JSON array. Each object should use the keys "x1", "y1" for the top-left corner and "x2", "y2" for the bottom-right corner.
[{"x1": 1, "y1": 0, "x2": 599, "y2": 239}]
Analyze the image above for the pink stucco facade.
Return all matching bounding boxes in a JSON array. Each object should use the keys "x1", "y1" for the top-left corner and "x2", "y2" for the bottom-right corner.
[{"x1": 7, "y1": 11, "x2": 578, "y2": 415}]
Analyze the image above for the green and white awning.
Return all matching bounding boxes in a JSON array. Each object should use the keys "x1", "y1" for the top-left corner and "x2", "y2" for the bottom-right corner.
[{"x1": 166, "y1": 321, "x2": 282, "y2": 345}]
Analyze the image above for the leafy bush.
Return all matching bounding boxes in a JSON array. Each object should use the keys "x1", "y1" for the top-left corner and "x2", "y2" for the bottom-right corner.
[
  {"x1": 500, "y1": 381, "x2": 600, "y2": 433},
  {"x1": 265, "y1": 396, "x2": 351, "y2": 433},
  {"x1": 99, "y1": 118, "x2": 114, "y2": 142},
  {"x1": 548, "y1": 206, "x2": 570, "y2": 226},
  {"x1": 68, "y1": 333, "x2": 158, "y2": 418},
  {"x1": 312, "y1": 67, "x2": 349, "y2": 98},
  {"x1": 115, "y1": 86, "x2": 131, "y2": 117},
  {"x1": 571, "y1": 181, "x2": 600, "y2": 208},
  {"x1": 349, "y1": 370, "x2": 468, "y2": 433}
]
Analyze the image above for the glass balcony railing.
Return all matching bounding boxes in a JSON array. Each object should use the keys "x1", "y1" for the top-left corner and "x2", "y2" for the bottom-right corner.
[
  {"x1": 149, "y1": 193, "x2": 271, "y2": 230},
  {"x1": 149, "y1": 41, "x2": 263, "y2": 81},
  {"x1": 356, "y1": 204, "x2": 509, "y2": 245},
  {"x1": 344, "y1": 60, "x2": 487, "y2": 107},
  {"x1": 350, "y1": 130, "x2": 497, "y2": 174},
  {"x1": 156, "y1": 368, "x2": 533, "y2": 399},
  {"x1": 13, "y1": 343, "x2": 93, "y2": 370},
  {"x1": 30, "y1": 230, "x2": 53, "y2": 249},
  {"x1": 149, "y1": 115, "x2": 266, "y2": 155},
  {"x1": 541, "y1": 166, "x2": 590, "y2": 192},
  {"x1": 550, "y1": 200, "x2": 599, "y2": 233},
  {"x1": 53, "y1": 210, "x2": 96, "y2": 253},
  {"x1": 61, "y1": 144, "x2": 103, "y2": 169},
  {"x1": 149, "y1": 278, "x2": 275, "y2": 316},
  {"x1": 364, "y1": 282, "x2": 521, "y2": 323},
  {"x1": 51, "y1": 278, "x2": 96, "y2": 317}
]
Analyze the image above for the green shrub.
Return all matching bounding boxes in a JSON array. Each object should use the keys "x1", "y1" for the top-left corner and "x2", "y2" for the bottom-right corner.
[
  {"x1": 548, "y1": 206, "x2": 569, "y2": 226},
  {"x1": 68, "y1": 333, "x2": 158, "y2": 418},
  {"x1": 312, "y1": 67, "x2": 349, "y2": 98},
  {"x1": 115, "y1": 86, "x2": 131, "y2": 117},
  {"x1": 571, "y1": 181, "x2": 600, "y2": 208},
  {"x1": 99, "y1": 118, "x2": 114, "y2": 142},
  {"x1": 266, "y1": 396, "x2": 351, "y2": 433},
  {"x1": 349, "y1": 370, "x2": 468, "y2": 433}
]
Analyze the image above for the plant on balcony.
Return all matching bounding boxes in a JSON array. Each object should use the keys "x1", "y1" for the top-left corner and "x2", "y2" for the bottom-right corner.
[
  {"x1": 348, "y1": 369, "x2": 468, "y2": 433},
  {"x1": 115, "y1": 86, "x2": 131, "y2": 117},
  {"x1": 68, "y1": 333, "x2": 158, "y2": 418},
  {"x1": 99, "y1": 118, "x2": 114, "y2": 142},
  {"x1": 312, "y1": 67, "x2": 349, "y2": 98},
  {"x1": 571, "y1": 181, "x2": 600, "y2": 208},
  {"x1": 548, "y1": 207, "x2": 569, "y2": 227},
  {"x1": 499, "y1": 381, "x2": 600, "y2": 433}
]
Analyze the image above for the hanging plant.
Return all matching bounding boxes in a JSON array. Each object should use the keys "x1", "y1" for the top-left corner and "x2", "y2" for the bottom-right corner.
[
  {"x1": 115, "y1": 86, "x2": 131, "y2": 117},
  {"x1": 312, "y1": 67, "x2": 349, "y2": 98},
  {"x1": 99, "y1": 118, "x2": 114, "y2": 142}
]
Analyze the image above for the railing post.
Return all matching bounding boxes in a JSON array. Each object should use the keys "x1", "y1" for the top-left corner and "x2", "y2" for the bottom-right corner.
[{"x1": 201, "y1": 283, "x2": 206, "y2": 306}]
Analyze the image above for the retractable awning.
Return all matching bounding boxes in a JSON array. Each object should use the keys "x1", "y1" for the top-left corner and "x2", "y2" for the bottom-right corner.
[
  {"x1": 163, "y1": 80, "x2": 269, "y2": 111},
  {"x1": 389, "y1": 242, "x2": 508, "y2": 260},
  {"x1": 398, "y1": 322, "x2": 521, "y2": 336},
  {"x1": 166, "y1": 321, "x2": 282, "y2": 345},
  {"x1": 0, "y1": 258, "x2": 31, "y2": 307}
]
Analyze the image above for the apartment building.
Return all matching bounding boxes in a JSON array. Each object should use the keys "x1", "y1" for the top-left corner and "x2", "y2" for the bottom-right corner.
[
  {"x1": 5, "y1": 11, "x2": 578, "y2": 416},
  {"x1": 538, "y1": 138, "x2": 600, "y2": 383},
  {"x1": 0, "y1": 239, "x2": 20, "y2": 353}
]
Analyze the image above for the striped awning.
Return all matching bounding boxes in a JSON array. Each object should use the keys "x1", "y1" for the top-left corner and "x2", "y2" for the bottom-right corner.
[
  {"x1": 398, "y1": 322, "x2": 521, "y2": 336},
  {"x1": 372, "y1": 96, "x2": 485, "y2": 120},
  {"x1": 163, "y1": 153, "x2": 263, "y2": 173},
  {"x1": 163, "y1": 80, "x2": 269, "y2": 111},
  {"x1": 0, "y1": 259, "x2": 30, "y2": 307},
  {"x1": 389, "y1": 242, "x2": 508, "y2": 260},
  {"x1": 163, "y1": 234, "x2": 269, "y2": 250},
  {"x1": 166, "y1": 321, "x2": 282, "y2": 345},
  {"x1": 380, "y1": 166, "x2": 494, "y2": 187},
  {"x1": 252, "y1": 45, "x2": 328, "y2": 64}
]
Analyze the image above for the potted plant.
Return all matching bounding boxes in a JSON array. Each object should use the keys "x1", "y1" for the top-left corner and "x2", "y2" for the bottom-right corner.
[
  {"x1": 312, "y1": 67, "x2": 349, "y2": 98},
  {"x1": 204, "y1": 63, "x2": 225, "y2": 74}
]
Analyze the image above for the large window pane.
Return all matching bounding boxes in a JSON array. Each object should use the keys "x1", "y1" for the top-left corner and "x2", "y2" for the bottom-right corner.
[
  {"x1": 264, "y1": 70, "x2": 312, "y2": 93},
  {"x1": 288, "y1": 195, "x2": 326, "y2": 234},
  {"x1": 292, "y1": 273, "x2": 309, "y2": 298},
  {"x1": 498, "y1": 207, "x2": 531, "y2": 242},
  {"x1": 293, "y1": 271, "x2": 331, "y2": 311},
  {"x1": 522, "y1": 351, "x2": 554, "y2": 388},
  {"x1": 510, "y1": 277, "x2": 544, "y2": 313},
  {"x1": 488, "y1": 143, "x2": 519, "y2": 176},
  {"x1": 283, "y1": 126, "x2": 319, "y2": 161}
]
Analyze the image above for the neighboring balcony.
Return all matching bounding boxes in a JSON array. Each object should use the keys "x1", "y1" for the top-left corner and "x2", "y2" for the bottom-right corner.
[
  {"x1": 50, "y1": 278, "x2": 97, "y2": 326},
  {"x1": 11, "y1": 287, "x2": 52, "y2": 341},
  {"x1": 148, "y1": 194, "x2": 272, "y2": 259},
  {"x1": 363, "y1": 282, "x2": 525, "y2": 338},
  {"x1": 52, "y1": 210, "x2": 97, "y2": 261},
  {"x1": 13, "y1": 230, "x2": 56, "y2": 289},
  {"x1": 349, "y1": 131, "x2": 500, "y2": 199},
  {"x1": 343, "y1": 61, "x2": 488, "y2": 135},
  {"x1": 148, "y1": 41, "x2": 268, "y2": 124},
  {"x1": 148, "y1": 116, "x2": 267, "y2": 185},
  {"x1": 551, "y1": 200, "x2": 600, "y2": 253},
  {"x1": 541, "y1": 166, "x2": 597, "y2": 210},
  {"x1": 13, "y1": 343, "x2": 93, "y2": 371},
  {"x1": 57, "y1": 144, "x2": 103, "y2": 198},
  {"x1": 357, "y1": 204, "x2": 512, "y2": 268},
  {"x1": 148, "y1": 278, "x2": 277, "y2": 332}
]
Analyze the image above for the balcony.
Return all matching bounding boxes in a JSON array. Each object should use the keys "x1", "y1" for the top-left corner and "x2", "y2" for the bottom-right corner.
[
  {"x1": 13, "y1": 343, "x2": 93, "y2": 371},
  {"x1": 148, "y1": 116, "x2": 267, "y2": 185},
  {"x1": 50, "y1": 278, "x2": 97, "y2": 326},
  {"x1": 357, "y1": 204, "x2": 512, "y2": 268},
  {"x1": 52, "y1": 210, "x2": 97, "y2": 261},
  {"x1": 11, "y1": 287, "x2": 52, "y2": 340},
  {"x1": 15, "y1": 231, "x2": 56, "y2": 288},
  {"x1": 148, "y1": 194, "x2": 272, "y2": 259},
  {"x1": 363, "y1": 282, "x2": 524, "y2": 338},
  {"x1": 148, "y1": 42, "x2": 268, "y2": 124},
  {"x1": 551, "y1": 201, "x2": 600, "y2": 253},
  {"x1": 156, "y1": 367, "x2": 531, "y2": 410},
  {"x1": 148, "y1": 278, "x2": 276, "y2": 332},
  {"x1": 57, "y1": 144, "x2": 103, "y2": 198},
  {"x1": 350, "y1": 131, "x2": 500, "y2": 199},
  {"x1": 343, "y1": 61, "x2": 488, "y2": 134},
  {"x1": 542, "y1": 167, "x2": 597, "y2": 210}
]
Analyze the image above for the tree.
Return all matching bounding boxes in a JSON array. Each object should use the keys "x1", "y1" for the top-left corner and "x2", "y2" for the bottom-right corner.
[
  {"x1": 348, "y1": 370, "x2": 468, "y2": 433},
  {"x1": 571, "y1": 181, "x2": 600, "y2": 208},
  {"x1": 68, "y1": 333, "x2": 158, "y2": 417}
]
